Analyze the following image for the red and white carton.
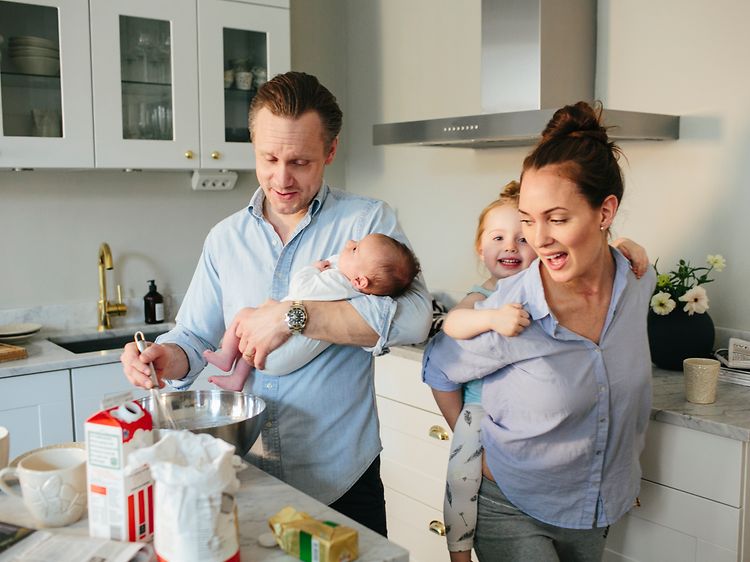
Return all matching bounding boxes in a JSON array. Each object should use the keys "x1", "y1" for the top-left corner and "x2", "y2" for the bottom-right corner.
[{"x1": 86, "y1": 401, "x2": 155, "y2": 543}]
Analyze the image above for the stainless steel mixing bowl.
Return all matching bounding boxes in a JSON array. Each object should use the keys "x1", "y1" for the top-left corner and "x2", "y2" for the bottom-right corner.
[{"x1": 137, "y1": 390, "x2": 266, "y2": 456}]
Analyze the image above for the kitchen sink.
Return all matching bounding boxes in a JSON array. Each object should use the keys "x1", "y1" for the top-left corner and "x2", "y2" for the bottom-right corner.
[{"x1": 49, "y1": 328, "x2": 169, "y2": 354}]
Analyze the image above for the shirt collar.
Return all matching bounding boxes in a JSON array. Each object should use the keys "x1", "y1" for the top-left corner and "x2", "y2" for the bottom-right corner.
[
  {"x1": 522, "y1": 248, "x2": 631, "y2": 322},
  {"x1": 246, "y1": 182, "x2": 330, "y2": 219}
]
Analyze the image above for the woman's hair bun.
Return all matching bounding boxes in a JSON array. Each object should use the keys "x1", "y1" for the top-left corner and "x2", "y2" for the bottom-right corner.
[{"x1": 540, "y1": 101, "x2": 609, "y2": 145}]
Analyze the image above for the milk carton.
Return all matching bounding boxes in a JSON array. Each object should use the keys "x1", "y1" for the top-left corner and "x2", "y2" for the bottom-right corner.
[{"x1": 86, "y1": 401, "x2": 155, "y2": 542}]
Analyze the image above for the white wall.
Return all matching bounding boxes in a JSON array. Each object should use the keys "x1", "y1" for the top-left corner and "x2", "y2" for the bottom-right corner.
[{"x1": 341, "y1": 0, "x2": 750, "y2": 332}]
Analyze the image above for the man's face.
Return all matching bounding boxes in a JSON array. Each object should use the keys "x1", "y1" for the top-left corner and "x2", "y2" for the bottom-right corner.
[{"x1": 253, "y1": 107, "x2": 338, "y2": 219}]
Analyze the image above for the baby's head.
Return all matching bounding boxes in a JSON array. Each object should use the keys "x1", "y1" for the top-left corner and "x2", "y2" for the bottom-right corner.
[
  {"x1": 338, "y1": 233, "x2": 420, "y2": 297},
  {"x1": 475, "y1": 180, "x2": 537, "y2": 281}
]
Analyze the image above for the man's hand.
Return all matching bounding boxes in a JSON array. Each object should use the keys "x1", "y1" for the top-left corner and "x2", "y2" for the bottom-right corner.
[
  {"x1": 233, "y1": 302, "x2": 292, "y2": 370},
  {"x1": 120, "y1": 341, "x2": 188, "y2": 389}
]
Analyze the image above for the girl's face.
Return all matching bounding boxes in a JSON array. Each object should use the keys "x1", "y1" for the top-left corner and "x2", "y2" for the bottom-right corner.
[
  {"x1": 478, "y1": 204, "x2": 537, "y2": 281},
  {"x1": 518, "y1": 165, "x2": 613, "y2": 285}
]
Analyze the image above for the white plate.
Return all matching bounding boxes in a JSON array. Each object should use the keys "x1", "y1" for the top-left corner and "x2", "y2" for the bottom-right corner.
[
  {"x1": 0, "y1": 333, "x2": 37, "y2": 344},
  {"x1": 8, "y1": 36, "x2": 58, "y2": 50},
  {"x1": 0, "y1": 323, "x2": 42, "y2": 337}
]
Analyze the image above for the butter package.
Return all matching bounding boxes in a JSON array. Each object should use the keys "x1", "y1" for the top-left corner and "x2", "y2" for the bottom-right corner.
[
  {"x1": 85, "y1": 401, "x2": 155, "y2": 542},
  {"x1": 269, "y1": 506, "x2": 359, "y2": 562}
]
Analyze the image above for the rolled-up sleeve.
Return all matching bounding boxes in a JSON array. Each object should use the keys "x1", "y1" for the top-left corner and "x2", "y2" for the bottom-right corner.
[{"x1": 348, "y1": 200, "x2": 432, "y2": 355}]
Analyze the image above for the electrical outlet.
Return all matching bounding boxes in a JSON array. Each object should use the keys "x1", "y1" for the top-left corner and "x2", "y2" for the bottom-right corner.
[{"x1": 191, "y1": 170, "x2": 238, "y2": 191}]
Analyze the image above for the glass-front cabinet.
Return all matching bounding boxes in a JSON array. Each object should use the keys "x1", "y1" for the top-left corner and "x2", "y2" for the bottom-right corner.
[
  {"x1": 197, "y1": 0, "x2": 289, "y2": 169},
  {"x1": 90, "y1": 0, "x2": 290, "y2": 170},
  {"x1": 0, "y1": 0, "x2": 93, "y2": 168}
]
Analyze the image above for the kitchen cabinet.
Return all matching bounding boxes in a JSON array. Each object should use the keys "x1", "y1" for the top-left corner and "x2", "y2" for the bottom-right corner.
[
  {"x1": 70, "y1": 362, "x2": 149, "y2": 441},
  {"x1": 0, "y1": 0, "x2": 94, "y2": 168},
  {"x1": 90, "y1": 0, "x2": 290, "y2": 170},
  {"x1": 374, "y1": 352, "x2": 453, "y2": 562},
  {"x1": 0, "y1": 0, "x2": 289, "y2": 170},
  {"x1": 0, "y1": 369, "x2": 73, "y2": 460},
  {"x1": 604, "y1": 421, "x2": 748, "y2": 562}
]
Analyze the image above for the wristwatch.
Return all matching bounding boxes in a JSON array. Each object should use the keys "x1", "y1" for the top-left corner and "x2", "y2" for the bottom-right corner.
[{"x1": 285, "y1": 301, "x2": 307, "y2": 335}]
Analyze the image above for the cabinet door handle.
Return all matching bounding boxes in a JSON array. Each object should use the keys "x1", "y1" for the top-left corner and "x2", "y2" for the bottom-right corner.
[
  {"x1": 429, "y1": 425, "x2": 450, "y2": 441},
  {"x1": 211, "y1": 151, "x2": 221, "y2": 160},
  {"x1": 429, "y1": 520, "x2": 446, "y2": 536},
  {"x1": 184, "y1": 150, "x2": 194, "y2": 159}
]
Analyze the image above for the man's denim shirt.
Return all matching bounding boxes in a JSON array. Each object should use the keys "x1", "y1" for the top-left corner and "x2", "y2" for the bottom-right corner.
[{"x1": 158, "y1": 184, "x2": 432, "y2": 504}]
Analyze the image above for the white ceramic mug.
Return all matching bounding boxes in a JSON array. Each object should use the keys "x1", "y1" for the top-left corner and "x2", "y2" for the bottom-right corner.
[
  {"x1": 235, "y1": 71, "x2": 253, "y2": 90},
  {"x1": 0, "y1": 427, "x2": 8, "y2": 469},
  {"x1": 0, "y1": 447, "x2": 87, "y2": 527}
]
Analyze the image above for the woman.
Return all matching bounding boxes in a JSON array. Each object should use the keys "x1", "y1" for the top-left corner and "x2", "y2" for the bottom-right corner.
[{"x1": 422, "y1": 101, "x2": 656, "y2": 561}]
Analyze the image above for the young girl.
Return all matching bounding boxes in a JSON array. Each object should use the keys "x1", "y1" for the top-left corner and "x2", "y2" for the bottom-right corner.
[{"x1": 430, "y1": 181, "x2": 648, "y2": 562}]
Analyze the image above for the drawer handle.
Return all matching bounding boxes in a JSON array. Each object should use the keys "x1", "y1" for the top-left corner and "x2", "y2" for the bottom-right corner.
[
  {"x1": 429, "y1": 520, "x2": 446, "y2": 536},
  {"x1": 429, "y1": 425, "x2": 450, "y2": 441}
]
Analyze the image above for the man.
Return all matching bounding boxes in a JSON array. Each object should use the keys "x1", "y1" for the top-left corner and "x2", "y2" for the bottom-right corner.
[{"x1": 120, "y1": 71, "x2": 432, "y2": 535}]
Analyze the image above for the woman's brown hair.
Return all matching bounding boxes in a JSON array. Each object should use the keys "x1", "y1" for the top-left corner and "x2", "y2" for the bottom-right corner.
[{"x1": 521, "y1": 101, "x2": 624, "y2": 208}]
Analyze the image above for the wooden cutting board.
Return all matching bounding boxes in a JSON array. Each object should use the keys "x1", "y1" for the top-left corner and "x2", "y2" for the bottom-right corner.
[{"x1": 0, "y1": 343, "x2": 27, "y2": 363}]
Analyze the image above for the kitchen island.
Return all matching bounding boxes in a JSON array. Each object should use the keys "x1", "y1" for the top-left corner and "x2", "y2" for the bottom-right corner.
[{"x1": 0, "y1": 461, "x2": 409, "y2": 562}]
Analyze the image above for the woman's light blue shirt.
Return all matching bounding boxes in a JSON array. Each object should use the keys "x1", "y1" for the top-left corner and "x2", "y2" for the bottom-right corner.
[
  {"x1": 157, "y1": 184, "x2": 432, "y2": 504},
  {"x1": 423, "y1": 250, "x2": 655, "y2": 529}
]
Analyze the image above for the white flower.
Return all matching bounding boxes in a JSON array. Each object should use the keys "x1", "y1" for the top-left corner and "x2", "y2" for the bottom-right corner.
[
  {"x1": 678, "y1": 285, "x2": 709, "y2": 315},
  {"x1": 707, "y1": 254, "x2": 726, "y2": 272},
  {"x1": 650, "y1": 292, "x2": 677, "y2": 315}
]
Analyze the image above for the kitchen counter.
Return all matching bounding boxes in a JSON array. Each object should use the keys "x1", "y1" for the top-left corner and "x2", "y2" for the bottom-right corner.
[
  {"x1": 388, "y1": 345, "x2": 750, "y2": 442},
  {"x1": 0, "y1": 323, "x2": 174, "y2": 379},
  {"x1": 6, "y1": 330, "x2": 750, "y2": 443},
  {"x1": 0, "y1": 462, "x2": 408, "y2": 562}
]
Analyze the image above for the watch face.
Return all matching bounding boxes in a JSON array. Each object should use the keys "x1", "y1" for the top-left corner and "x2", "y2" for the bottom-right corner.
[{"x1": 288, "y1": 308, "x2": 305, "y2": 326}]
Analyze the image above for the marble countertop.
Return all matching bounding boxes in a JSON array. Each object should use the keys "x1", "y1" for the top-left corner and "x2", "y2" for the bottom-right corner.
[
  {"x1": 0, "y1": 323, "x2": 174, "y2": 379},
  {"x1": 389, "y1": 345, "x2": 750, "y2": 442},
  {"x1": 0, "y1": 462, "x2": 408, "y2": 561}
]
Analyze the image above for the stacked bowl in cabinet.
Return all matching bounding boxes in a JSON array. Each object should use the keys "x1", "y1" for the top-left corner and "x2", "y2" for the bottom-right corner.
[{"x1": 8, "y1": 35, "x2": 59, "y2": 76}]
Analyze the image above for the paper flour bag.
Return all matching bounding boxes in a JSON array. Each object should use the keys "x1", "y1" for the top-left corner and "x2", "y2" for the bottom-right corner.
[{"x1": 127, "y1": 430, "x2": 242, "y2": 562}]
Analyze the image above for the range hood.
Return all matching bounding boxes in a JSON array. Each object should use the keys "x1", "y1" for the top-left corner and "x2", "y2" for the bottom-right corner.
[{"x1": 373, "y1": 0, "x2": 679, "y2": 148}]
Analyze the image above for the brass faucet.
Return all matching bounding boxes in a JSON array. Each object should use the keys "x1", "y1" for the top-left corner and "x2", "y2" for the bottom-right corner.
[{"x1": 97, "y1": 242, "x2": 127, "y2": 331}]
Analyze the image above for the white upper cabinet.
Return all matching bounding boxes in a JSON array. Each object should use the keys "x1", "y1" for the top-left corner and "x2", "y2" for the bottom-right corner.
[
  {"x1": 90, "y1": 0, "x2": 289, "y2": 170},
  {"x1": 0, "y1": 0, "x2": 94, "y2": 168},
  {"x1": 0, "y1": 0, "x2": 289, "y2": 170},
  {"x1": 197, "y1": 0, "x2": 290, "y2": 169}
]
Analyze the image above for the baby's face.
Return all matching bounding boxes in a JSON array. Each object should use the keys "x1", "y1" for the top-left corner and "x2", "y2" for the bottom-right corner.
[{"x1": 338, "y1": 235, "x2": 384, "y2": 282}]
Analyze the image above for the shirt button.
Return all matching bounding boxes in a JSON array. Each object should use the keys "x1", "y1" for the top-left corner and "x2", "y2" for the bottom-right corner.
[
  {"x1": 265, "y1": 421, "x2": 273, "y2": 429},
  {"x1": 596, "y1": 450, "x2": 602, "y2": 455},
  {"x1": 266, "y1": 383, "x2": 273, "y2": 389},
  {"x1": 600, "y1": 418, "x2": 606, "y2": 423},
  {"x1": 599, "y1": 386, "x2": 605, "y2": 393}
]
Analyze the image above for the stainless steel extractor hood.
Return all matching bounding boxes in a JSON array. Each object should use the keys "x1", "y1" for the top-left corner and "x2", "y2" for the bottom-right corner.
[{"x1": 373, "y1": 0, "x2": 679, "y2": 148}]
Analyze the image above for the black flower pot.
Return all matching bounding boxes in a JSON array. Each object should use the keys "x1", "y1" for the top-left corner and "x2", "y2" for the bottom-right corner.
[{"x1": 647, "y1": 308, "x2": 715, "y2": 371}]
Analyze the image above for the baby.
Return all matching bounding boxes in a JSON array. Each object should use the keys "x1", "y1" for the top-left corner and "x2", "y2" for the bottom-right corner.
[{"x1": 205, "y1": 233, "x2": 420, "y2": 390}]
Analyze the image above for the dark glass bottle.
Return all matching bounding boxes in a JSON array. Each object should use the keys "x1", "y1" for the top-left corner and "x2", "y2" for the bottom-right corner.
[{"x1": 144, "y1": 280, "x2": 165, "y2": 324}]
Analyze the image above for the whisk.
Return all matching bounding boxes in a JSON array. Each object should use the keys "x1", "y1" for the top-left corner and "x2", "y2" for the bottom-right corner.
[{"x1": 134, "y1": 331, "x2": 177, "y2": 431}]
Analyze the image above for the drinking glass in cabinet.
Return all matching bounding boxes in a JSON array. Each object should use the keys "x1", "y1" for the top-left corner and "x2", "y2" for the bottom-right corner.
[
  {"x1": 119, "y1": 16, "x2": 173, "y2": 141},
  {"x1": 222, "y1": 26, "x2": 268, "y2": 143},
  {"x1": 0, "y1": 0, "x2": 63, "y2": 138}
]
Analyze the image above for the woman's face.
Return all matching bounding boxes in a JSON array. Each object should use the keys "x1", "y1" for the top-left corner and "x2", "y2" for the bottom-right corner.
[{"x1": 518, "y1": 165, "x2": 610, "y2": 285}]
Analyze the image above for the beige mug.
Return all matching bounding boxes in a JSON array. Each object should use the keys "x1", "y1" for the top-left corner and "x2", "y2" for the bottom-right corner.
[
  {"x1": 683, "y1": 357, "x2": 720, "y2": 404},
  {"x1": 0, "y1": 427, "x2": 8, "y2": 469},
  {"x1": 0, "y1": 447, "x2": 87, "y2": 527}
]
